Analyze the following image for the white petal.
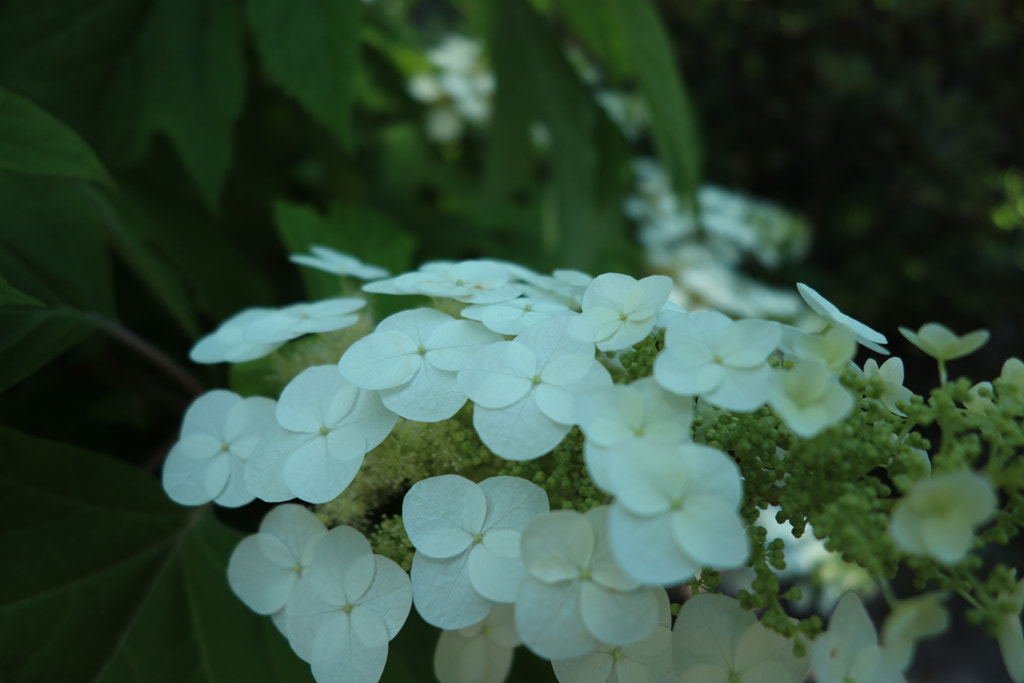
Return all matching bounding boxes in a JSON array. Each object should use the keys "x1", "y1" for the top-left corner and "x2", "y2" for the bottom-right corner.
[
  {"x1": 277, "y1": 365, "x2": 358, "y2": 434},
  {"x1": 259, "y1": 504, "x2": 327, "y2": 559},
  {"x1": 310, "y1": 613, "x2": 389, "y2": 683},
  {"x1": 608, "y1": 506, "x2": 700, "y2": 586},
  {"x1": 382, "y1": 365, "x2": 466, "y2": 422},
  {"x1": 580, "y1": 582, "x2": 659, "y2": 647},
  {"x1": 521, "y1": 510, "x2": 593, "y2": 583},
  {"x1": 606, "y1": 439, "x2": 687, "y2": 517},
  {"x1": 161, "y1": 443, "x2": 216, "y2": 506},
  {"x1": 551, "y1": 650, "x2": 614, "y2": 683},
  {"x1": 212, "y1": 456, "x2": 254, "y2": 508},
  {"x1": 356, "y1": 556, "x2": 413, "y2": 640},
  {"x1": 283, "y1": 434, "x2": 364, "y2": 504},
  {"x1": 308, "y1": 526, "x2": 374, "y2": 606},
  {"x1": 672, "y1": 593, "x2": 753, "y2": 672},
  {"x1": 478, "y1": 476, "x2": 550, "y2": 531},
  {"x1": 515, "y1": 577, "x2": 597, "y2": 660},
  {"x1": 245, "y1": 427, "x2": 308, "y2": 502},
  {"x1": 434, "y1": 630, "x2": 488, "y2": 683},
  {"x1": 426, "y1": 320, "x2": 503, "y2": 371},
  {"x1": 338, "y1": 330, "x2": 421, "y2": 390},
  {"x1": 517, "y1": 313, "x2": 594, "y2": 369},
  {"x1": 468, "y1": 529, "x2": 523, "y2": 603},
  {"x1": 404, "y1": 475, "x2": 487, "y2": 558},
  {"x1": 457, "y1": 341, "x2": 535, "y2": 409},
  {"x1": 473, "y1": 395, "x2": 572, "y2": 461},
  {"x1": 670, "y1": 500, "x2": 748, "y2": 569},
  {"x1": 180, "y1": 389, "x2": 240, "y2": 439},
  {"x1": 653, "y1": 342, "x2": 722, "y2": 397},
  {"x1": 377, "y1": 307, "x2": 454, "y2": 341},
  {"x1": 412, "y1": 551, "x2": 496, "y2": 630},
  {"x1": 223, "y1": 396, "x2": 277, "y2": 447},
  {"x1": 227, "y1": 535, "x2": 298, "y2": 614},
  {"x1": 701, "y1": 364, "x2": 772, "y2": 412}
]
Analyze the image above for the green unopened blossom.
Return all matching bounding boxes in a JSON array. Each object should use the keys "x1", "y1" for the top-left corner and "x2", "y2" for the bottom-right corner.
[{"x1": 888, "y1": 470, "x2": 996, "y2": 565}]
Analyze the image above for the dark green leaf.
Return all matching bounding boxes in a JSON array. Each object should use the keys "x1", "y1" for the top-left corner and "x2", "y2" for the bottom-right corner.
[
  {"x1": 552, "y1": 0, "x2": 632, "y2": 80},
  {"x1": 491, "y1": 0, "x2": 629, "y2": 271},
  {"x1": 138, "y1": 0, "x2": 247, "y2": 210},
  {"x1": 0, "y1": 85, "x2": 114, "y2": 186},
  {"x1": 0, "y1": 426, "x2": 313, "y2": 683},
  {"x1": 119, "y1": 185, "x2": 276, "y2": 323},
  {"x1": 611, "y1": 0, "x2": 702, "y2": 207},
  {"x1": 552, "y1": 0, "x2": 702, "y2": 207},
  {"x1": 78, "y1": 184, "x2": 201, "y2": 338},
  {"x1": 247, "y1": 0, "x2": 363, "y2": 149},
  {"x1": 0, "y1": 0, "x2": 247, "y2": 210},
  {"x1": 0, "y1": 172, "x2": 113, "y2": 391},
  {"x1": 0, "y1": 274, "x2": 43, "y2": 308}
]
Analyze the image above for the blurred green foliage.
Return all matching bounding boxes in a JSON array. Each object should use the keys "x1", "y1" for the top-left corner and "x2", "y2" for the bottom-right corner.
[
  {"x1": 0, "y1": 0, "x2": 1020, "y2": 680},
  {"x1": 659, "y1": 0, "x2": 1024, "y2": 379}
]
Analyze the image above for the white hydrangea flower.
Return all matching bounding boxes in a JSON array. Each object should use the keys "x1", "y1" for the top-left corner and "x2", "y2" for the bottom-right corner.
[
  {"x1": 282, "y1": 526, "x2": 412, "y2": 683},
  {"x1": 811, "y1": 592, "x2": 905, "y2": 683},
  {"x1": 575, "y1": 377, "x2": 694, "y2": 493},
  {"x1": 862, "y1": 357, "x2": 914, "y2": 416},
  {"x1": 243, "y1": 298, "x2": 365, "y2": 344},
  {"x1": 338, "y1": 308, "x2": 501, "y2": 422},
  {"x1": 552, "y1": 588, "x2": 674, "y2": 683},
  {"x1": 189, "y1": 307, "x2": 283, "y2": 364},
  {"x1": 458, "y1": 313, "x2": 611, "y2": 461},
  {"x1": 889, "y1": 469, "x2": 996, "y2": 565},
  {"x1": 227, "y1": 504, "x2": 327, "y2": 616},
  {"x1": 461, "y1": 297, "x2": 571, "y2": 335},
  {"x1": 797, "y1": 283, "x2": 889, "y2": 355},
  {"x1": 245, "y1": 365, "x2": 396, "y2": 504},
  {"x1": 515, "y1": 506, "x2": 662, "y2": 661},
  {"x1": 672, "y1": 593, "x2": 809, "y2": 683},
  {"x1": 880, "y1": 592, "x2": 949, "y2": 671},
  {"x1": 653, "y1": 309, "x2": 781, "y2": 412},
  {"x1": 898, "y1": 322, "x2": 990, "y2": 362},
  {"x1": 606, "y1": 439, "x2": 748, "y2": 585},
  {"x1": 290, "y1": 245, "x2": 390, "y2": 280},
  {"x1": 404, "y1": 475, "x2": 548, "y2": 629},
  {"x1": 161, "y1": 389, "x2": 276, "y2": 507},
  {"x1": 433, "y1": 604, "x2": 520, "y2": 683},
  {"x1": 570, "y1": 273, "x2": 673, "y2": 351},
  {"x1": 364, "y1": 260, "x2": 521, "y2": 304},
  {"x1": 768, "y1": 358, "x2": 854, "y2": 438}
]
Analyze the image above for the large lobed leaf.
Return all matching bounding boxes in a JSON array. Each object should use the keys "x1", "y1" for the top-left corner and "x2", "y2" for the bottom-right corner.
[
  {"x1": 247, "y1": 0, "x2": 363, "y2": 150},
  {"x1": 0, "y1": 85, "x2": 114, "y2": 186},
  {"x1": 0, "y1": 426, "x2": 313, "y2": 683},
  {"x1": 0, "y1": 0, "x2": 247, "y2": 210}
]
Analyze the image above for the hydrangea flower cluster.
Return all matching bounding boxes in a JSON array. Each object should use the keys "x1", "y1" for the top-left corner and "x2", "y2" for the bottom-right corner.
[{"x1": 160, "y1": 248, "x2": 1024, "y2": 683}]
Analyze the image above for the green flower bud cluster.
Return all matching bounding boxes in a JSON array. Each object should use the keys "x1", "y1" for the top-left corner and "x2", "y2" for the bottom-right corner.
[
  {"x1": 496, "y1": 427, "x2": 605, "y2": 512},
  {"x1": 368, "y1": 514, "x2": 415, "y2": 571},
  {"x1": 316, "y1": 405, "x2": 501, "y2": 529},
  {"x1": 617, "y1": 327, "x2": 665, "y2": 382},
  {"x1": 736, "y1": 524, "x2": 822, "y2": 654}
]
